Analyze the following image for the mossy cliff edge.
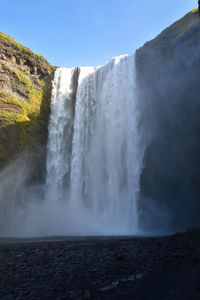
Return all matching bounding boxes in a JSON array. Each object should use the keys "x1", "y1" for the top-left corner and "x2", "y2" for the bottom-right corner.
[
  {"x1": 136, "y1": 10, "x2": 200, "y2": 231},
  {"x1": 0, "y1": 32, "x2": 54, "y2": 176}
]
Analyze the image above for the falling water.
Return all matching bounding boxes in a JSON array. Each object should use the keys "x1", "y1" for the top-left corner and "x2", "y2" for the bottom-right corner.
[
  {"x1": 46, "y1": 67, "x2": 79, "y2": 201},
  {"x1": 46, "y1": 54, "x2": 142, "y2": 235}
]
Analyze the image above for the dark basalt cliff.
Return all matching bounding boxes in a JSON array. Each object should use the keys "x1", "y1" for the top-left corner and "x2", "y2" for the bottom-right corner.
[
  {"x1": 0, "y1": 32, "x2": 54, "y2": 177},
  {"x1": 136, "y1": 10, "x2": 200, "y2": 231}
]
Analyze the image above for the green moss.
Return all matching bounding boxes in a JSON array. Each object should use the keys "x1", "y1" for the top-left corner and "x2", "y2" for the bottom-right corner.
[
  {"x1": 1, "y1": 79, "x2": 49, "y2": 119},
  {"x1": 16, "y1": 81, "x2": 52, "y2": 150},
  {"x1": 191, "y1": 8, "x2": 198, "y2": 13},
  {"x1": 0, "y1": 112, "x2": 19, "y2": 124},
  {"x1": 0, "y1": 152, "x2": 6, "y2": 159},
  {"x1": 17, "y1": 114, "x2": 30, "y2": 123},
  {"x1": 22, "y1": 66, "x2": 30, "y2": 75},
  {"x1": 3, "y1": 96, "x2": 29, "y2": 109},
  {"x1": 0, "y1": 77, "x2": 52, "y2": 159},
  {"x1": 12, "y1": 69, "x2": 33, "y2": 91}
]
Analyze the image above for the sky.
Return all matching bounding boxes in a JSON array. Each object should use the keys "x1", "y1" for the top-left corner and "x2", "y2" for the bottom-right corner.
[{"x1": 0, "y1": 0, "x2": 197, "y2": 67}]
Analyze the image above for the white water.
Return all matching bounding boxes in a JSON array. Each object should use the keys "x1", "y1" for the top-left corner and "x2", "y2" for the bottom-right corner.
[
  {"x1": 46, "y1": 68, "x2": 76, "y2": 202},
  {"x1": 45, "y1": 54, "x2": 143, "y2": 235}
]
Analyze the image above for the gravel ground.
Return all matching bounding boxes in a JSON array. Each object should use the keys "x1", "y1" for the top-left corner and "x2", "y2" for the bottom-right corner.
[{"x1": 0, "y1": 232, "x2": 200, "y2": 300}]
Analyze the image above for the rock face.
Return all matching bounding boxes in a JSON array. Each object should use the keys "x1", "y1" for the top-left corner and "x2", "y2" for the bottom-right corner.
[
  {"x1": 0, "y1": 32, "x2": 54, "y2": 178},
  {"x1": 136, "y1": 10, "x2": 200, "y2": 231}
]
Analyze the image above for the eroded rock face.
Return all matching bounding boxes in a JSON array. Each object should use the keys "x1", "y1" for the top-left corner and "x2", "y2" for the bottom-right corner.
[
  {"x1": 136, "y1": 10, "x2": 200, "y2": 231},
  {"x1": 0, "y1": 32, "x2": 54, "y2": 178},
  {"x1": 0, "y1": 33, "x2": 53, "y2": 82}
]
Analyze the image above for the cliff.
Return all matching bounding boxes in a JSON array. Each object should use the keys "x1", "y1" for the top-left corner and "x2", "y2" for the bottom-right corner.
[
  {"x1": 136, "y1": 10, "x2": 200, "y2": 231},
  {"x1": 0, "y1": 33, "x2": 54, "y2": 177}
]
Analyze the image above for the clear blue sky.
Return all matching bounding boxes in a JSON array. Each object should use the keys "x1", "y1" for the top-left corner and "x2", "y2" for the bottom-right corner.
[{"x1": 0, "y1": 0, "x2": 197, "y2": 67}]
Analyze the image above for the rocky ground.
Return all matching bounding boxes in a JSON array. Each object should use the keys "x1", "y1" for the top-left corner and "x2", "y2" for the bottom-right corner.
[{"x1": 0, "y1": 231, "x2": 200, "y2": 300}]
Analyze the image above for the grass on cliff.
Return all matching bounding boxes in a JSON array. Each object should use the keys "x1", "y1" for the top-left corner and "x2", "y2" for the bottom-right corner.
[
  {"x1": 0, "y1": 112, "x2": 19, "y2": 124},
  {"x1": 0, "y1": 32, "x2": 53, "y2": 161},
  {"x1": 17, "y1": 81, "x2": 52, "y2": 150},
  {"x1": 191, "y1": 8, "x2": 198, "y2": 13},
  {"x1": 0, "y1": 32, "x2": 54, "y2": 77},
  {"x1": 12, "y1": 69, "x2": 33, "y2": 91},
  {"x1": 0, "y1": 32, "x2": 43, "y2": 59},
  {"x1": 0, "y1": 79, "x2": 52, "y2": 156}
]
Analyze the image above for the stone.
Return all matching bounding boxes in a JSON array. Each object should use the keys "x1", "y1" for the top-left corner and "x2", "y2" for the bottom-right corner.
[{"x1": 83, "y1": 289, "x2": 91, "y2": 299}]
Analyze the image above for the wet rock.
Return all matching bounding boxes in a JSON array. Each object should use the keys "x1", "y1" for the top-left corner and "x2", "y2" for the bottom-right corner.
[
  {"x1": 83, "y1": 289, "x2": 91, "y2": 299},
  {"x1": 114, "y1": 254, "x2": 124, "y2": 261},
  {"x1": 2, "y1": 295, "x2": 15, "y2": 300}
]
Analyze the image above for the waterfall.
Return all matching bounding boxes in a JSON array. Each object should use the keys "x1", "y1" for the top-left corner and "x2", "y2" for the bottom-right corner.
[
  {"x1": 46, "y1": 67, "x2": 79, "y2": 201},
  {"x1": 46, "y1": 54, "x2": 142, "y2": 235}
]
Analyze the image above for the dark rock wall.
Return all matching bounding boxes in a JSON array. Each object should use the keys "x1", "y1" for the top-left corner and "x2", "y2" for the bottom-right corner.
[{"x1": 136, "y1": 11, "x2": 200, "y2": 231}]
